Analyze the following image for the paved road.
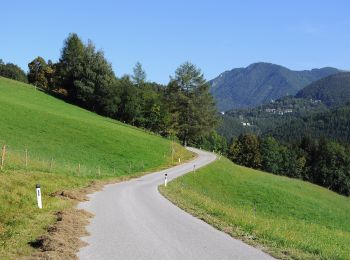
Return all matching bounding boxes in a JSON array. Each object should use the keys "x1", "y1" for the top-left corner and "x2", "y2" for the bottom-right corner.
[{"x1": 78, "y1": 148, "x2": 273, "y2": 260}]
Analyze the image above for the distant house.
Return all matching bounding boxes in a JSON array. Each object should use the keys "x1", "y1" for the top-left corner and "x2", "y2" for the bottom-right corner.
[
  {"x1": 220, "y1": 111, "x2": 225, "y2": 115},
  {"x1": 241, "y1": 122, "x2": 252, "y2": 127},
  {"x1": 265, "y1": 108, "x2": 276, "y2": 113}
]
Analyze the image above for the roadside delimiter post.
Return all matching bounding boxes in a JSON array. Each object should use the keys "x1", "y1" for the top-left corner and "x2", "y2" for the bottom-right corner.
[{"x1": 36, "y1": 184, "x2": 42, "y2": 209}]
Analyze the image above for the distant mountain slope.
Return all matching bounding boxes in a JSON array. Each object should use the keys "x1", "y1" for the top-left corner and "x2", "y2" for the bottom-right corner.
[
  {"x1": 296, "y1": 72, "x2": 350, "y2": 107},
  {"x1": 268, "y1": 103, "x2": 350, "y2": 144},
  {"x1": 218, "y1": 96, "x2": 328, "y2": 140},
  {"x1": 209, "y1": 62, "x2": 340, "y2": 111}
]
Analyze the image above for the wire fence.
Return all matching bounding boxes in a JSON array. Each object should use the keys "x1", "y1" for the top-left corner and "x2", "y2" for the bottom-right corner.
[{"x1": 0, "y1": 144, "x2": 151, "y2": 178}]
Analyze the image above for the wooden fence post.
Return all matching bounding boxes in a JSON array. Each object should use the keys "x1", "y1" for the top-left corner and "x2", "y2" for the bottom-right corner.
[
  {"x1": 77, "y1": 163, "x2": 80, "y2": 176},
  {"x1": 25, "y1": 148, "x2": 28, "y2": 169},
  {"x1": 1, "y1": 145, "x2": 6, "y2": 170},
  {"x1": 50, "y1": 158, "x2": 53, "y2": 172}
]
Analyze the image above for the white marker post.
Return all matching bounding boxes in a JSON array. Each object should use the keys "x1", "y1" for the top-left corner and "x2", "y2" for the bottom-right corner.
[
  {"x1": 164, "y1": 173, "x2": 168, "y2": 187},
  {"x1": 36, "y1": 184, "x2": 42, "y2": 209},
  {"x1": 193, "y1": 164, "x2": 196, "y2": 173}
]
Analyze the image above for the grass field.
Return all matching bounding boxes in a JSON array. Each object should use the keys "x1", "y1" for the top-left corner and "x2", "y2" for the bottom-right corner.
[
  {"x1": 0, "y1": 77, "x2": 193, "y2": 258},
  {"x1": 160, "y1": 158, "x2": 350, "y2": 259}
]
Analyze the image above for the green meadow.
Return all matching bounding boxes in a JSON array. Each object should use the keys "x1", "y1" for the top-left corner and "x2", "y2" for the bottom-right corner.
[
  {"x1": 160, "y1": 158, "x2": 350, "y2": 259},
  {"x1": 0, "y1": 77, "x2": 193, "y2": 258}
]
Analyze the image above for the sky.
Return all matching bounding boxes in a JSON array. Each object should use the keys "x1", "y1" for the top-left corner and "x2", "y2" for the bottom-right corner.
[{"x1": 1, "y1": 0, "x2": 349, "y2": 84}]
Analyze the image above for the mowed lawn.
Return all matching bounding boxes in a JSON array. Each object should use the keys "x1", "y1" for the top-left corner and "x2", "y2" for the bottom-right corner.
[
  {"x1": 160, "y1": 158, "x2": 350, "y2": 259},
  {"x1": 0, "y1": 77, "x2": 193, "y2": 258}
]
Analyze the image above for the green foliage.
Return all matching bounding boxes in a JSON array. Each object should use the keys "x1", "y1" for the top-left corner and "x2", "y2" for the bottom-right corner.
[
  {"x1": 166, "y1": 62, "x2": 219, "y2": 145},
  {"x1": 161, "y1": 158, "x2": 350, "y2": 259},
  {"x1": 296, "y1": 72, "x2": 350, "y2": 107},
  {"x1": 218, "y1": 96, "x2": 328, "y2": 141},
  {"x1": 132, "y1": 61, "x2": 146, "y2": 86},
  {"x1": 58, "y1": 33, "x2": 85, "y2": 97},
  {"x1": 312, "y1": 140, "x2": 350, "y2": 195},
  {"x1": 269, "y1": 104, "x2": 350, "y2": 144},
  {"x1": 0, "y1": 59, "x2": 28, "y2": 83},
  {"x1": 27, "y1": 56, "x2": 52, "y2": 89},
  {"x1": 260, "y1": 136, "x2": 282, "y2": 174},
  {"x1": 197, "y1": 131, "x2": 228, "y2": 154},
  {"x1": 228, "y1": 134, "x2": 261, "y2": 168}
]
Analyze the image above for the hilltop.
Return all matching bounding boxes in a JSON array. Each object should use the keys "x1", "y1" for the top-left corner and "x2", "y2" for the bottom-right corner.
[{"x1": 209, "y1": 62, "x2": 340, "y2": 111}]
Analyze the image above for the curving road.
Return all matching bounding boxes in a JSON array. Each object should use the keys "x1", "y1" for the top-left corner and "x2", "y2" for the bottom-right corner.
[{"x1": 78, "y1": 148, "x2": 273, "y2": 260}]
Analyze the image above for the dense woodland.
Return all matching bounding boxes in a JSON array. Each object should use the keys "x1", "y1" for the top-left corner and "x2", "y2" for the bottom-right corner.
[{"x1": 1, "y1": 33, "x2": 349, "y2": 196}]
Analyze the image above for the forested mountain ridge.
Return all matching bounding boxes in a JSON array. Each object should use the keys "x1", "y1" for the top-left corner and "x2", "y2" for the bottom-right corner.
[
  {"x1": 209, "y1": 62, "x2": 340, "y2": 111},
  {"x1": 268, "y1": 103, "x2": 350, "y2": 144},
  {"x1": 296, "y1": 72, "x2": 350, "y2": 107},
  {"x1": 218, "y1": 96, "x2": 328, "y2": 140}
]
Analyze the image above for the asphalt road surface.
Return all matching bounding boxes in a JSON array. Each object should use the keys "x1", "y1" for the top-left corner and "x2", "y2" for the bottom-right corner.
[{"x1": 78, "y1": 148, "x2": 273, "y2": 260}]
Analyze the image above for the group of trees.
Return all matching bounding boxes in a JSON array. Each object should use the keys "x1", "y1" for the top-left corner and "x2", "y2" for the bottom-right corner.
[
  {"x1": 0, "y1": 59, "x2": 28, "y2": 83},
  {"x1": 21, "y1": 33, "x2": 218, "y2": 146},
  {"x1": 228, "y1": 133, "x2": 350, "y2": 196}
]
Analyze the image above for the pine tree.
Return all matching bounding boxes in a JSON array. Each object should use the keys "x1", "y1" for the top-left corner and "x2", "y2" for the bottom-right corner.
[{"x1": 167, "y1": 62, "x2": 218, "y2": 145}]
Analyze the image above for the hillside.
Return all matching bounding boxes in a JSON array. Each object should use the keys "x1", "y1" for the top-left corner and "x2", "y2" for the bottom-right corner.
[
  {"x1": 218, "y1": 96, "x2": 328, "y2": 140},
  {"x1": 296, "y1": 72, "x2": 350, "y2": 107},
  {"x1": 0, "y1": 77, "x2": 192, "y2": 258},
  {"x1": 160, "y1": 158, "x2": 350, "y2": 259},
  {"x1": 209, "y1": 62, "x2": 339, "y2": 111},
  {"x1": 268, "y1": 103, "x2": 350, "y2": 144}
]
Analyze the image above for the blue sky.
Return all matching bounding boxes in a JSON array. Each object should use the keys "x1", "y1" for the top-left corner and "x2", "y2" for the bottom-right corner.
[{"x1": 1, "y1": 0, "x2": 349, "y2": 83}]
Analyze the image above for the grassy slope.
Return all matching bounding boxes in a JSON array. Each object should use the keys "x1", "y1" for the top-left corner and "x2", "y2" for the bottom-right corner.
[
  {"x1": 160, "y1": 158, "x2": 350, "y2": 259},
  {"x1": 0, "y1": 77, "x2": 193, "y2": 258}
]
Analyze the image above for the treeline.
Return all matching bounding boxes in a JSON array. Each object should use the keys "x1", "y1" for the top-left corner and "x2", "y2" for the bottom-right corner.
[
  {"x1": 228, "y1": 134, "x2": 350, "y2": 196},
  {"x1": 2, "y1": 33, "x2": 218, "y2": 146},
  {"x1": 0, "y1": 59, "x2": 28, "y2": 83}
]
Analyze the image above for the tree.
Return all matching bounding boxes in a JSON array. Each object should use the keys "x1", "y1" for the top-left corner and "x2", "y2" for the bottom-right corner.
[
  {"x1": 58, "y1": 33, "x2": 85, "y2": 98},
  {"x1": 168, "y1": 62, "x2": 218, "y2": 145},
  {"x1": 280, "y1": 146, "x2": 305, "y2": 179},
  {"x1": 116, "y1": 75, "x2": 141, "y2": 124},
  {"x1": 260, "y1": 136, "x2": 282, "y2": 174},
  {"x1": 138, "y1": 83, "x2": 170, "y2": 134},
  {"x1": 132, "y1": 62, "x2": 146, "y2": 86},
  {"x1": 28, "y1": 57, "x2": 49, "y2": 88},
  {"x1": 313, "y1": 140, "x2": 350, "y2": 195},
  {"x1": 57, "y1": 34, "x2": 120, "y2": 116},
  {"x1": 0, "y1": 60, "x2": 28, "y2": 83},
  {"x1": 199, "y1": 131, "x2": 228, "y2": 154},
  {"x1": 229, "y1": 134, "x2": 261, "y2": 168}
]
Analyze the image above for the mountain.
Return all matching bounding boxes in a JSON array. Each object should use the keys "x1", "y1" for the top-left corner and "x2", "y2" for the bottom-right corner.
[
  {"x1": 296, "y1": 72, "x2": 350, "y2": 107},
  {"x1": 209, "y1": 62, "x2": 340, "y2": 111}
]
